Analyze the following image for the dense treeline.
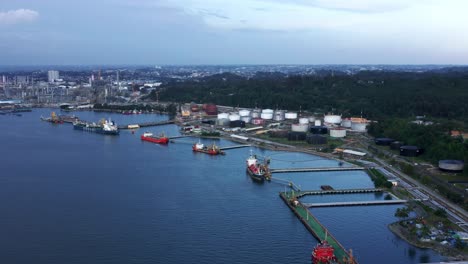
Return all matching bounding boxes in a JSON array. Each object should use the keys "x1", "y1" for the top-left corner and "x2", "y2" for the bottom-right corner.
[
  {"x1": 368, "y1": 119, "x2": 468, "y2": 175},
  {"x1": 150, "y1": 71, "x2": 468, "y2": 123}
]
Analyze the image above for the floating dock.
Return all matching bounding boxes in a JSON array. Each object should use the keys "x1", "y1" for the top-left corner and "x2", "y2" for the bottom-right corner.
[
  {"x1": 280, "y1": 191, "x2": 357, "y2": 263},
  {"x1": 270, "y1": 167, "x2": 364, "y2": 173},
  {"x1": 118, "y1": 120, "x2": 175, "y2": 129}
]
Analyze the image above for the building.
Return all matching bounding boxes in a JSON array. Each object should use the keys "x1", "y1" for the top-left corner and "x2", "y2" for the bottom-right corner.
[{"x1": 48, "y1": 70, "x2": 59, "y2": 83}]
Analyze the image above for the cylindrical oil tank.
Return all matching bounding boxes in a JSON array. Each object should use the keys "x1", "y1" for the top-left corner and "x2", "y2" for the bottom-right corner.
[
  {"x1": 351, "y1": 121, "x2": 367, "y2": 132},
  {"x1": 400, "y1": 146, "x2": 423, "y2": 157},
  {"x1": 438, "y1": 160, "x2": 464, "y2": 172},
  {"x1": 291, "y1": 124, "x2": 309, "y2": 132},
  {"x1": 314, "y1": 120, "x2": 322, "y2": 126},
  {"x1": 260, "y1": 112, "x2": 273, "y2": 120},
  {"x1": 262, "y1": 109, "x2": 274, "y2": 114},
  {"x1": 204, "y1": 104, "x2": 218, "y2": 115},
  {"x1": 341, "y1": 119, "x2": 352, "y2": 128},
  {"x1": 239, "y1": 109, "x2": 250, "y2": 117},
  {"x1": 324, "y1": 114, "x2": 342, "y2": 124},
  {"x1": 228, "y1": 114, "x2": 240, "y2": 121},
  {"x1": 190, "y1": 103, "x2": 199, "y2": 112},
  {"x1": 216, "y1": 118, "x2": 230, "y2": 126},
  {"x1": 240, "y1": 116, "x2": 251, "y2": 123},
  {"x1": 251, "y1": 118, "x2": 265, "y2": 125},
  {"x1": 390, "y1": 141, "x2": 404, "y2": 150},
  {"x1": 307, "y1": 134, "x2": 327, "y2": 145},
  {"x1": 310, "y1": 126, "x2": 328, "y2": 134},
  {"x1": 285, "y1": 112, "x2": 298, "y2": 119},
  {"x1": 330, "y1": 128, "x2": 346, "y2": 138},
  {"x1": 288, "y1": 131, "x2": 306, "y2": 141},
  {"x1": 217, "y1": 113, "x2": 229, "y2": 120},
  {"x1": 273, "y1": 110, "x2": 285, "y2": 121},
  {"x1": 299, "y1": 118, "x2": 309, "y2": 125},
  {"x1": 251, "y1": 109, "x2": 261, "y2": 118},
  {"x1": 268, "y1": 129, "x2": 288, "y2": 138},
  {"x1": 308, "y1": 116, "x2": 316, "y2": 122},
  {"x1": 229, "y1": 120, "x2": 246, "y2": 128},
  {"x1": 375, "y1": 138, "x2": 395, "y2": 146}
]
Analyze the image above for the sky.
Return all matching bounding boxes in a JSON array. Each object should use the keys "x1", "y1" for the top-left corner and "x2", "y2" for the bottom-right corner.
[{"x1": 1, "y1": 0, "x2": 467, "y2": 65}]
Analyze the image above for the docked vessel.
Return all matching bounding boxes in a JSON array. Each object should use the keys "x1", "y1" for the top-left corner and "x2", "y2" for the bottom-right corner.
[
  {"x1": 192, "y1": 141, "x2": 225, "y2": 155},
  {"x1": 141, "y1": 132, "x2": 169, "y2": 144},
  {"x1": 311, "y1": 239, "x2": 338, "y2": 264},
  {"x1": 73, "y1": 119, "x2": 119, "y2": 135},
  {"x1": 40, "y1": 112, "x2": 63, "y2": 124},
  {"x1": 246, "y1": 151, "x2": 270, "y2": 181}
]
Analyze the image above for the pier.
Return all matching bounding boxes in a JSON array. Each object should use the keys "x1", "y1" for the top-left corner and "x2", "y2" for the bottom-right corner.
[
  {"x1": 118, "y1": 120, "x2": 175, "y2": 129},
  {"x1": 219, "y1": 144, "x2": 251, "y2": 151},
  {"x1": 303, "y1": 200, "x2": 407, "y2": 208},
  {"x1": 280, "y1": 192, "x2": 357, "y2": 263},
  {"x1": 295, "y1": 188, "x2": 384, "y2": 198},
  {"x1": 269, "y1": 167, "x2": 364, "y2": 173}
]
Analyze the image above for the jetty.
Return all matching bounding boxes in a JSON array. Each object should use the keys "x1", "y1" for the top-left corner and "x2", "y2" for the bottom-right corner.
[
  {"x1": 280, "y1": 191, "x2": 357, "y2": 263},
  {"x1": 118, "y1": 120, "x2": 175, "y2": 129},
  {"x1": 270, "y1": 166, "x2": 364, "y2": 173},
  {"x1": 303, "y1": 200, "x2": 407, "y2": 208},
  {"x1": 219, "y1": 144, "x2": 251, "y2": 151},
  {"x1": 295, "y1": 188, "x2": 384, "y2": 198}
]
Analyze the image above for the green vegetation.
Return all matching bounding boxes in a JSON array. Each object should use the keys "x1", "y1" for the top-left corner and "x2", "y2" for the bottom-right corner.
[
  {"x1": 367, "y1": 168, "x2": 393, "y2": 188},
  {"x1": 94, "y1": 103, "x2": 178, "y2": 116}
]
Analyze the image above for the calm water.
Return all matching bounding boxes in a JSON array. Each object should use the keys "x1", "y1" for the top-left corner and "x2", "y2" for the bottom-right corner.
[{"x1": 0, "y1": 109, "x2": 444, "y2": 264}]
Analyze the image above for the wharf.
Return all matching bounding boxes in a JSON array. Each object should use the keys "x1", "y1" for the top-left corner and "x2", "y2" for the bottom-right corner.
[
  {"x1": 270, "y1": 166, "x2": 364, "y2": 173},
  {"x1": 303, "y1": 200, "x2": 407, "y2": 208},
  {"x1": 118, "y1": 120, "x2": 175, "y2": 129},
  {"x1": 280, "y1": 192, "x2": 357, "y2": 263}
]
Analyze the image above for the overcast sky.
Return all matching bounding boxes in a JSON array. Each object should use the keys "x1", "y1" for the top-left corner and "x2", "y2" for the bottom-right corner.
[{"x1": 1, "y1": 0, "x2": 467, "y2": 65}]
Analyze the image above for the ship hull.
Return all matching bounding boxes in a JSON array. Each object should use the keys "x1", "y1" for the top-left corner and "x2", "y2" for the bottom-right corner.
[
  {"x1": 246, "y1": 167, "x2": 265, "y2": 181},
  {"x1": 141, "y1": 135, "x2": 169, "y2": 144},
  {"x1": 74, "y1": 124, "x2": 119, "y2": 135}
]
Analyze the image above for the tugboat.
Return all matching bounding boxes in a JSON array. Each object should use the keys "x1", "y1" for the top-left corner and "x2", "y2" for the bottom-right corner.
[
  {"x1": 246, "y1": 150, "x2": 270, "y2": 181},
  {"x1": 73, "y1": 118, "x2": 119, "y2": 135},
  {"x1": 141, "y1": 132, "x2": 169, "y2": 144},
  {"x1": 192, "y1": 140, "x2": 225, "y2": 155},
  {"x1": 311, "y1": 237, "x2": 338, "y2": 264}
]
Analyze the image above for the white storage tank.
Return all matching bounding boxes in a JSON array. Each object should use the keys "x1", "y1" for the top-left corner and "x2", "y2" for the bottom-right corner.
[
  {"x1": 216, "y1": 118, "x2": 230, "y2": 126},
  {"x1": 308, "y1": 116, "x2": 316, "y2": 122},
  {"x1": 351, "y1": 121, "x2": 368, "y2": 132},
  {"x1": 273, "y1": 110, "x2": 285, "y2": 121},
  {"x1": 291, "y1": 123, "x2": 309, "y2": 132},
  {"x1": 285, "y1": 112, "x2": 298, "y2": 119},
  {"x1": 330, "y1": 128, "x2": 347, "y2": 138},
  {"x1": 341, "y1": 118, "x2": 352, "y2": 128},
  {"x1": 251, "y1": 109, "x2": 261, "y2": 118},
  {"x1": 229, "y1": 114, "x2": 240, "y2": 121},
  {"x1": 239, "y1": 109, "x2": 251, "y2": 117},
  {"x1": 260, "y1": 112, "x2": 273, "y2": 120},
  {"x1": 299, "y1": 118, "x2": 309, "y2": 125},
  {"x1": 262, "y1": 109, "x2": 274, "y2": 114},
  {"x1": 240, "y1": 116, "x2": 251, "y2": 123},
  {"x1": 324, "y1": 114, "x2": 342, "y2": 124},
  {"x1": 314, "y1": 120, "x2": 322, "y2": 126},
  {"x1": 217, "y1": 113, "x2": 229, "y2": 120}
]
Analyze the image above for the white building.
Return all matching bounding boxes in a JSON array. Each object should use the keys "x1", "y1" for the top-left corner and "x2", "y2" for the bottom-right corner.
[{"x1": 48, "y1": 70, "x2": 59, "y2": 83}]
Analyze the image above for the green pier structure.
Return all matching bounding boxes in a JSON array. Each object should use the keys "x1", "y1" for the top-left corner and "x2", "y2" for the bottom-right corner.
[{"x1": 280, "y1": 191, "x2": 357, "y2": 264}]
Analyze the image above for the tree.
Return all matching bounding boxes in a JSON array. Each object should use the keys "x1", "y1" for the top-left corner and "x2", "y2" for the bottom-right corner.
[{"x1": 395, "y1": 207, "x2": 409, "y2": 220}]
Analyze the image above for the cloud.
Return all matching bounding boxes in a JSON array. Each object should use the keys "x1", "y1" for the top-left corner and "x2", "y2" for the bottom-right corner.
[{"x1": 0, "y1": 9, "x2": 39, "y2": 25}]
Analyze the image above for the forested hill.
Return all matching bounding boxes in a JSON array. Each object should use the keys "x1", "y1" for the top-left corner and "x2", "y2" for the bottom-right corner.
[{"x1": 150, "y1": 71, "x2": 468, "y2": 122}]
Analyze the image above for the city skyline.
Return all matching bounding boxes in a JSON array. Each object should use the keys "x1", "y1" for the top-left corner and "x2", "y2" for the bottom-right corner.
[{"x1": 1, "y1": 0, "x2": 468, "y2": 65}]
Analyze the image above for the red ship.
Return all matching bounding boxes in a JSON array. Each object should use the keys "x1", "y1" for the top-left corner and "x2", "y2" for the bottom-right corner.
[
  {"x1": 311, "y1": 240, "x2": 338, "y2": 264},
  {"x1": 141, "y1": 132, "x2": 169, "y2": 144},
  {"x1": 192, "y1": 140, "x2": 225, "y2": 155}
]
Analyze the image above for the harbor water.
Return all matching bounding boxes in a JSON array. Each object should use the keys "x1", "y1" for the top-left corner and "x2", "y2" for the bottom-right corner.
[{"x1": 0, "y1": 109, "x2": 444, "y2": 263}]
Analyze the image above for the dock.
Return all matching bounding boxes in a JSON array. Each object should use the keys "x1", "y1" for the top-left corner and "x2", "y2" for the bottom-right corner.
[
  {"x1": 303, "y1": 200, "x2": 407, "y2": 208},
  {"x1": 219, "y1": 144, "x2": 251, "y2": 151},
  {"x1": 280, "y1": 192, "x2": 357, "y2": 263},
  {"x1": 118, "y1": 120, "x2": 175, "y2": 129},
  {"x1": 295, "y1": 188, "x2": 384, "y2": 198},
  {"x1": 269, "y1": 167, "x2": 364, "y2": 173}
]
